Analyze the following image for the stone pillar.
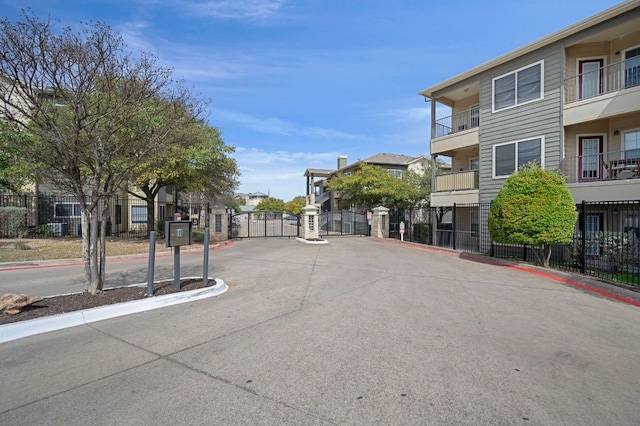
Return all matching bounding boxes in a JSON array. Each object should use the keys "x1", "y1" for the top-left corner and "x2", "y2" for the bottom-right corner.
[
  {"x1": 301, "y1": 204, "x2": 319, "y2": 240},
  {"x1": 371, "y1": 206, "x2": 389, "y2": 238}
]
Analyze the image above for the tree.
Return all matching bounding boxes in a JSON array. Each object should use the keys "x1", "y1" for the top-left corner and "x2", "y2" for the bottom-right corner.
[
  {"x1": 0, "y1": 123, "x2": 37, "y2": 192},
  {"x1": 0, "y1": 12, "x2": 200, "y2": 293},
  {"x1": 284, "y1": 196, "x2": 306, "y2": 215},
  {"x1": 488, "y1": 163, "x2": 578, "y2": 267},
  {"x1": 255, "y1": 197, "x2": 285, "y2": 211},
  {"x1": 328, "y1": 162, "x2": 413, "y2": 210},
  {"x1": 129, "y1": 117, "x2": 239, "y2": 235}
]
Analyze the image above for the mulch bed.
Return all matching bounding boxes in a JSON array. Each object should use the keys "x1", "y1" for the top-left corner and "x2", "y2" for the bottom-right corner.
[{"x1": 0, "y1": 279, "x2": 213, "y2": 325}]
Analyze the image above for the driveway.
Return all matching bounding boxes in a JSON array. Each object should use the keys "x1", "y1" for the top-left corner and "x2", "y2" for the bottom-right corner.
[{"x1": 1, "y1": 237, "x2": 639, "y2": 425}]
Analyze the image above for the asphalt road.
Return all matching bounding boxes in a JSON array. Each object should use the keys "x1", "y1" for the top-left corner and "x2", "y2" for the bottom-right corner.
[{"x1": 1, "y1": 237, "x2": 640, "y2": 425}]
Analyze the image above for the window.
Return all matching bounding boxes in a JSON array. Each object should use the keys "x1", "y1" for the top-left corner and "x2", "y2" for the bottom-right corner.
[
  {"x1": 493, "y1": 136, "x2": 544, "y2": 178},
  {"x1": 54, "y1": 202, "x2": 81, "y2": 217},
  {"x1": 623, "y1": 212, "x2": 639, "y2": 239},
  {"x1": 492, "y1": 61, "x2": 543, "y2": 111},
  {"x1": 624, "y1": 130, "x2": 640, "y2": 159},
  {"x1": 131, "y1": 205, "x2": 147, "y2": 224},
  {"x1": 388, "y1": 169, "x2": 403, "y2": 178},
  {"x1": 624, "y1": 46, "x2": 640, "y2": 88},
  {"x1": 215, "y1": 214, "x2": 222, "y2": 233},
  {"x1": 470, "y1": 158, "x2": 479, "y2": 171}
]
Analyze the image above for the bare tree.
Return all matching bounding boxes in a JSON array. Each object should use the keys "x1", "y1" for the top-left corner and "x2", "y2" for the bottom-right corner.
[{"x1": 0, "y1": 12, "x2": 200, "y2": 293}]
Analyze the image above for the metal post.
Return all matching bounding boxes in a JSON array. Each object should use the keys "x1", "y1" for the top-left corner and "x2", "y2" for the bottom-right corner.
[
  {"x1": 452, "y1": 203, "x2": 457, "y2": 250},
  {"x1": 173, "y1": 212, "x2": 181, "y2": 290},
  {"x1": 580, "y1": 200, "x2": 587, "y2": 274},
  {"x1": 147, "y1": 231, "x2": 156, "y2": 297},
  {"x1": 174, "y1": 245, "x2": 181, "y2": 290},
  {"x1": 203, "y1": 227, "x2": 210, "y2": 287}
]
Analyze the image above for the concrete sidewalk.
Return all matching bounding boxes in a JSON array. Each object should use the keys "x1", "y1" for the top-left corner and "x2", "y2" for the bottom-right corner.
[{"x1": 1, "y1": 237, "x2": 640, "y2": 425}]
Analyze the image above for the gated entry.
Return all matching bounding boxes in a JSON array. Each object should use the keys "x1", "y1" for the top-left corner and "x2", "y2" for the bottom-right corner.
[
  {"x1": 319, "y1": 211, "x2": 368, "y2": 236},
  {"x1": 230, "y1": 211, "x2": 300, "y2": 238}
]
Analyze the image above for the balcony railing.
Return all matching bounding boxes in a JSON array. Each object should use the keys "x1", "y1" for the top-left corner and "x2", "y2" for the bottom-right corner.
[
  {"x1": 434, "y1": 170, "x2": 479, "y2": 192},
  {"x1": 560, "y1": 149, "x2": 640, "y2": 183},
  {"x1": 434, "y1": 106, "x2": 480, "y2": 138},
  {"x1": 565, "y1": 59, "x2": 640, "y2": 104}
]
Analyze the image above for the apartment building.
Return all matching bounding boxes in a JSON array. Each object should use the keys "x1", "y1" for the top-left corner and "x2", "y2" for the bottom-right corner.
[
  {"x1": 304, "y1": 153, "x2": 429, "y2": 212},
  {"x1": 420, "y1": 0, "x2": 640, "y2": 236}
]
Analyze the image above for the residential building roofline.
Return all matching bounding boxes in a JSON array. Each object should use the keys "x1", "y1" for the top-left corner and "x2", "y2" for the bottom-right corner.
[{"x1": 418, "y1": 0, "x2": 640, "y2": 98}]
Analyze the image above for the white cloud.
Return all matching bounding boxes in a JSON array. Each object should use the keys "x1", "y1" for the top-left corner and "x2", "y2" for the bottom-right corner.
[
  {"x1": 185, "y1": 0, "x2": 288, "y2": 21},
  {"x1": 213, "y1": 109, "x2": 364, "y2": 140}
]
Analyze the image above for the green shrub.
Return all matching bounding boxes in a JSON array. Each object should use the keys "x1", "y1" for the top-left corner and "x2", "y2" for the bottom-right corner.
[
  {"x1": 192, "y1": 228, "x2": 205, "y2": 243},
  {"x1": 0, "y1": 206, "x2": 27, "y2": 237},
  {"x1": 488, "y1": 163, "x2": 578, "y2": 266},
  {"x1": 156, "y1": 218, "x2": 165, "y2": 239},
  {"x1": 413, "y1": 223, "x2": 432, "y2": 244}
]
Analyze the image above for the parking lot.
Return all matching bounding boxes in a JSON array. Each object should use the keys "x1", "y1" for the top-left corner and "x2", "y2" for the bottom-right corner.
[{"x1": 1, "y1": 237, "x2": 640, "y2": 425}]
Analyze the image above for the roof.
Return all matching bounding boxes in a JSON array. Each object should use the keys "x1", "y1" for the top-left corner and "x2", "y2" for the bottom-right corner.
[
  {"x1": 304, "y1": 168, "x2": 334, "y2": 178},
  {"x1": 419, "y1": 0, "x2": 640, "y2": 98},
  {"x1": 361, "y1": 153, "x2": 424, "y2": 166},
  {"x1": 248, "y1": 192, "x2": 268, "y2": 197}
]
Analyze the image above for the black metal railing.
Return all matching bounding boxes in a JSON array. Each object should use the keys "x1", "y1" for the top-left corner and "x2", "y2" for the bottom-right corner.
[{"x1": 434, "y1": 106, "x2": 480, "y2": 138}]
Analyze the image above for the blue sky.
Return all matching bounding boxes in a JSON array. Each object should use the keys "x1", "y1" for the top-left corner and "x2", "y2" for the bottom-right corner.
[{"x1": 1, "y1": 0, "x2": 623, "y2": 201}]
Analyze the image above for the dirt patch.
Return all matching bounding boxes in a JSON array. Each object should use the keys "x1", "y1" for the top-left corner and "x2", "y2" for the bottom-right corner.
[{"x1": 0, "y1": 279, "x2": 213, "y2": 325}]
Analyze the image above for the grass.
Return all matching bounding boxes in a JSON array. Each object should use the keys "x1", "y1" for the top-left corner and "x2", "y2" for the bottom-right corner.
[{"x1": 0, "y1": 237, "x2": 180, "y2": 263}]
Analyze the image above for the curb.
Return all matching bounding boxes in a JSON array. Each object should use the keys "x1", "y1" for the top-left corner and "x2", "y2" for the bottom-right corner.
[{"x1": 0, "y1": 277, "x2": 228, "y2": 344}]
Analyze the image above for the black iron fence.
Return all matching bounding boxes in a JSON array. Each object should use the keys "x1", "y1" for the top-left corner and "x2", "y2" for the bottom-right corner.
[
  {"x1": 389, "y1": 201, "x2": 640, "y2": 288},
  {"x1": 319, "y1": 211, "x2": 368, "y2": 236},
  {"x1": 0, "y1": 193, "x2": 208, "y2": 239},
  {"x1": 229, "y1": 211, "x2": 300, "y2": 238}
]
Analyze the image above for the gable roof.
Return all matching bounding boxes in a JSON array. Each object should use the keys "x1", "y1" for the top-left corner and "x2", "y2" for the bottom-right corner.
[{"x1": 361, "y1": 153, "x2": 422, "y2": 166}]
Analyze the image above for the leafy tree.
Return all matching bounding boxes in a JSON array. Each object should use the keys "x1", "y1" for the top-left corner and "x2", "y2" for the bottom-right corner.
[
  {"x1": 0, "y1": 123, "x2": 37, "y2": 192},
  {"x1": 255, "y1": 197, "x2": 285, "y2": 211},
  {"x1": 488, "y1": 163, "x2": 578, "y2": 267},
  {"x1": 129, "y1": 117, "x2": 239, "y2": 235},
  {"x1": 328, "y1": 162, "x2": 413, "y2": 210},
  {"x1": 284, "y1": 196, "x2": 306, "y2": 215},
  {"x1": 0, "y1": 12, "x2": 199, "y2": 294}
]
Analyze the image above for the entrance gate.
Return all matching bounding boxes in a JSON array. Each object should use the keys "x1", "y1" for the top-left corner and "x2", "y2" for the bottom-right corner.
[
  {"x1": 319, "y1": 211, "x2": 369, "y2": 236},
  {"x1": 230, "y1": 211, "x2": 300, "y2": 238}
]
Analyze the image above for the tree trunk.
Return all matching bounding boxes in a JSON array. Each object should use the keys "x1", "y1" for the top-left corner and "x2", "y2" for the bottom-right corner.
[
  {"x1": 88, "y1": 210, "x2": 102, "y2": 294},
  {"x1": 81, "y1": 209, "x2": 92, "y2": 292},
  {"x1": 99, "y1": 204, "x2": 109, "y2": 290}
]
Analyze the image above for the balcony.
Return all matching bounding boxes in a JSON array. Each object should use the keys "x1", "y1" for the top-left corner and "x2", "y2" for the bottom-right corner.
[
  {"x1": 432, "y1": 107, "x2": 480, "y2": 156},
  {"x1": 431, "y1": 170, "x2": 479, "y2": 207},
  {"x1": 564, "y1": 59, "x2": 640, "y2": 125},
  {"x1": 435, "y1": 106, "x2": 480, "y2": 138},
  {"x1": 560, "y1": 150, "x2": 640, "y2": 183},
  {"x1": 434, "y1": 170, "x2": 479, "y2": 192}
]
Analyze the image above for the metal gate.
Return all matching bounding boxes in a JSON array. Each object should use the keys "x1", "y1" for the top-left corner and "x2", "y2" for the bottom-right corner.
[
  {"x1": 319, "y1": 211, "x2": 369, "y2": 236},
  {"x1": 230, "y1": 211, "x2": 300, "y2": 238}
]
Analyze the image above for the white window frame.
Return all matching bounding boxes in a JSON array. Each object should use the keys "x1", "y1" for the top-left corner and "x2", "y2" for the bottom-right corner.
[
  {"x1": 53, "y1": 202, "x2": 81, "y2": 218},
  {"x1": 469, "y1": 158, "x2": 479, "y2": 171},
  {"x1": 492, "y1": 136, "x2": 545, "y2": 179},
  {"x1": 492, "y1": 60, "x2": 544, "y2": 112},
  {"x1": 131, "y1": 205, "x2": 147, "y2": 224},
  {"x1": 623, "y1": 128, "x2": 640, "y2": 159},
  {"x1": 623, "y1": 44, "x2": 640, "y2": 88},
  {"x1": 388, "y1": 169, "x2": 403, "y2": 178}
]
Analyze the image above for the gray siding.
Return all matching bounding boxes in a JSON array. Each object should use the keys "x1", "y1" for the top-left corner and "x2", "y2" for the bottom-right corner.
[{"x1": 478, "y1": 43, "x2": 563, "y2": 203}]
